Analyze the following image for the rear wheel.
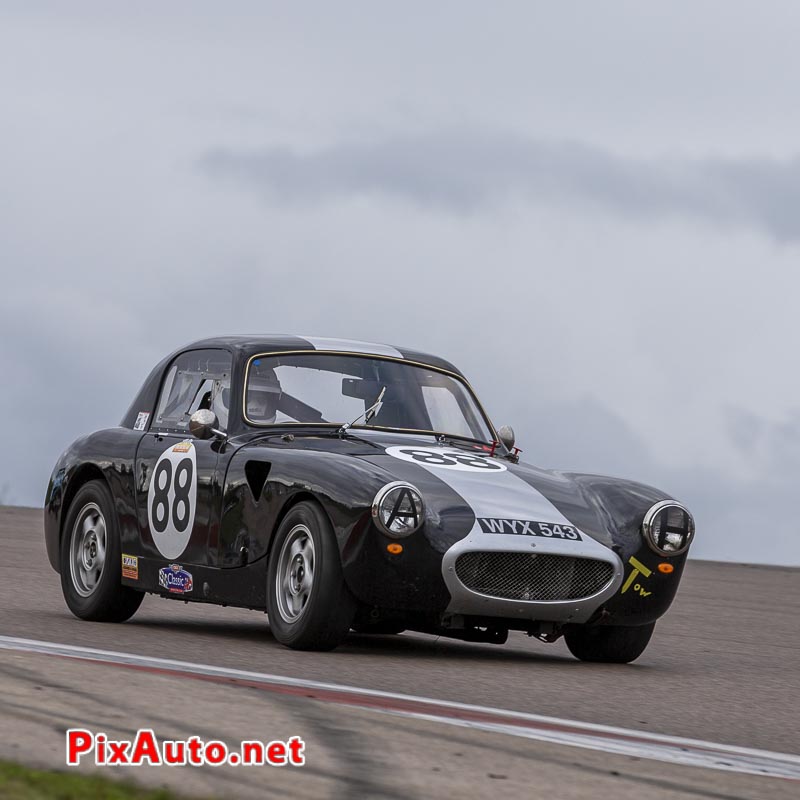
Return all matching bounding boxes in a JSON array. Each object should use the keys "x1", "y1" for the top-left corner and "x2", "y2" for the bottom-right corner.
[
  {"x1": 564, "y1": 622, "x2": 655, "y2": 664},
  {"x1": 60, "y1": 480, "x2": 144, "y2": 622},
  {"x1": 266, "y1": 501, "x2": 356, "y2": 651}
]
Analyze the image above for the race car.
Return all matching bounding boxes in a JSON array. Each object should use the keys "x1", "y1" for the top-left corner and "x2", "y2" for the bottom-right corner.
[{"x1": 44, "y1": 335, "x2": 695, "y2": 662}]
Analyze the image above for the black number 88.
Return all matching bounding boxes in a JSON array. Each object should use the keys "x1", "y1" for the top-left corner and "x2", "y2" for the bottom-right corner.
[
  {"x1": 151, "y1": 457, "x2": 193, "y2": 534},
  {"x1": 401, "y1": 449, "x2": 502, "y2": 470}
]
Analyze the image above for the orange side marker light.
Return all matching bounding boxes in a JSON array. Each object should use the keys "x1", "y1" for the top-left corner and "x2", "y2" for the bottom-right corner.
[
  {"x1": 387, "y1": 543, "x2": 403, "y2": 555},
  {"x1": 658, "y1": 563, "x2": 674, "y2": 574}
]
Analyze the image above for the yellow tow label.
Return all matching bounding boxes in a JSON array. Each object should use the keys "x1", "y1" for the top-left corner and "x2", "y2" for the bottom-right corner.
[{"x1": 621, "y1": 556, "x2": 653, "y2": 597}]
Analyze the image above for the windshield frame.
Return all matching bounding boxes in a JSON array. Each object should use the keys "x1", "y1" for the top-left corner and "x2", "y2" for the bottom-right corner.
[{"x1": 241, "y1": 350, "x2": 499, "y2": 444}]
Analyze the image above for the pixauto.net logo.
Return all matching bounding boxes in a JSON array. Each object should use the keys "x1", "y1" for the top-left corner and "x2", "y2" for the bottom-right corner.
[{"x1": 66, "y1": 729, "x2": 305, "y2": 767}]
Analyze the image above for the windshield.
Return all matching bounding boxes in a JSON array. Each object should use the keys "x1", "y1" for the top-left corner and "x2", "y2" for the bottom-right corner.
[{"x1": 245, "y1": 353, "x2": 494, "y2": 443}]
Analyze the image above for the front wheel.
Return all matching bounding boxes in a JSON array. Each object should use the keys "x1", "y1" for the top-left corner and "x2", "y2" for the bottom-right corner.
[
  {"x1": 564, "y1": 622, "x2": 655, "y2": 664},
  {"x1": 266, "y1": 501, "x2": 356, "y2": 651},
  {"x1": 60, "y1": 480, "x2": 144, "y2": 622}
]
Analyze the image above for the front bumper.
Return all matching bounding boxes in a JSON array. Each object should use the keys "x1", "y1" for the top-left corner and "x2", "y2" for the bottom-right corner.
[{"x1": 441, "y1": 531, "x2": 624, "y2": 624}]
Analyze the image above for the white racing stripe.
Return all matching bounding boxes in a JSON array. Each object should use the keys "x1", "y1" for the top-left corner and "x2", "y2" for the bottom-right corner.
[
  {"x1": 300, "y1": 336, "x2": 405, "y2": 359},
  {"x1": 384, "y1": 446, "x2": 614, "y2": 559},
  {"x1": 385, "y1": 445, "x2": 579, "y2": 526},
  {"x1": 0, "y1": 635, "x2": 798, "y2": 781}
]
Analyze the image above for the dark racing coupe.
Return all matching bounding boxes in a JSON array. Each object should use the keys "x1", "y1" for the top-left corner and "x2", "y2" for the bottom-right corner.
[{"x1": 45, "y1": 336, "x2": 695, "y2": 662}]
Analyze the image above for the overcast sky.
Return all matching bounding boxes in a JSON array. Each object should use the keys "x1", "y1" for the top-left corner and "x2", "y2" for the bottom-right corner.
[{"x1": 1, "y1": 2, "x2": 799, "y2": 564}]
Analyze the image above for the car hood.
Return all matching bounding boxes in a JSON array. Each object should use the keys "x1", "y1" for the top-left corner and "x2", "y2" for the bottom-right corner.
[
  {"x1": 240, "y1": 429, "x2": 672, "y2": 557},
  {"x1": 349, "y1": 431, "x2": 671, "y2": 556}
]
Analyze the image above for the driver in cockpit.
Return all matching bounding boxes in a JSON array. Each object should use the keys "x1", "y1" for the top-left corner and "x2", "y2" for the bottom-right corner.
[{"x1": 246, "y1": 369, "x2": 282, "y2": 424}]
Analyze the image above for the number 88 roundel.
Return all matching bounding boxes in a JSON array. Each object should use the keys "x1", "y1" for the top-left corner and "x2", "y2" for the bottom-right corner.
[{"x1": 147, "y1": 440, "x2": 197, "y2": 559}]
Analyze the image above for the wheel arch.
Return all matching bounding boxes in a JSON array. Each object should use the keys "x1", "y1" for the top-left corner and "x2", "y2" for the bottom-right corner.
[
  {"x1": 60, "y1": 464, "x2": 111, "y2": 548},
  {"x1": 267, "y1": 490, "x2": 335, "y2": 561}
]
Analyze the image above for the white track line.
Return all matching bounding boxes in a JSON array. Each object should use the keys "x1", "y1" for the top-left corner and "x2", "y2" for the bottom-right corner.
[{"x1": 0, "y1": 635, "x2": 797, "y2": 781}]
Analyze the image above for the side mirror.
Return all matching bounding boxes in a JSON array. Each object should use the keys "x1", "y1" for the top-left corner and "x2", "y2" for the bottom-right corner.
[
  {"x1": 189, "y1": 409, "x2": 224, "y2": 440},
  {"x1": 497, "y1": 425, "x2": 515, "y2": 451}
]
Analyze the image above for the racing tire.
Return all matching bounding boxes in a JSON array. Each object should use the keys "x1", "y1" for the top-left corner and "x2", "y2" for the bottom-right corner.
[
  {"x1": 60, "y1": 480, "x2": 144, "y2": 622},
  {"x1": 564, "y1": 622, "x2": 655, "y2": 664},
  {"x1": 267, "y1": 501, "x2": 357, "y2": 651}
]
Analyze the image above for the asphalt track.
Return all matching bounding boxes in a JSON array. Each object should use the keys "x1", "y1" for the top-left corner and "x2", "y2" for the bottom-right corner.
[{"x1": 0, "y1": 506, "x2": 797, "y2": 798}]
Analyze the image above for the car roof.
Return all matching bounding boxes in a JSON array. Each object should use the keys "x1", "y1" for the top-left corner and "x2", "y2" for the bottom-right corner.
[{"x1": 179, "y1": 335, "x2": 464, "y2": 376}]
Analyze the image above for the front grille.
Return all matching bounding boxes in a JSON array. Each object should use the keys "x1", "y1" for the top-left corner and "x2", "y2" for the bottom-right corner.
[{"x1": 454, "y1": 552, "x2": 615, "y2": 602}]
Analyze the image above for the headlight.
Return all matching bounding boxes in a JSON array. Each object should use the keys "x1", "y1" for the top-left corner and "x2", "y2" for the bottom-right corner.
[
  {"x1": 372, "y1": 482, "x2": 424, "y2": 538},
  {"x1": 642, "y1": 501, "x2": 695, "y2": 556}
]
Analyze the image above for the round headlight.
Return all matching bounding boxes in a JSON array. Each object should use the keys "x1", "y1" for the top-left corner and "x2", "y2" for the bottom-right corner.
[
  {"x1": 642, "y1": 501, "x2": 695, "y2": 556},
  {"x1": 372, "y1": 482, "x2": 424, "y2": 538}
]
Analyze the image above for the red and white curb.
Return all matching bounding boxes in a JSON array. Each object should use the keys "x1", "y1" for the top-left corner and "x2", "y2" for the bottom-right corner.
[{"x1": 0, "y1": 634, "x2": 798, "y2": 781}]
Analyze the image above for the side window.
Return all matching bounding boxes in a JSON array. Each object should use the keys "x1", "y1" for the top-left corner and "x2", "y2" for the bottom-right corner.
[{"x1": 153, "y1": 349, "x2": 233, "y2": 432}]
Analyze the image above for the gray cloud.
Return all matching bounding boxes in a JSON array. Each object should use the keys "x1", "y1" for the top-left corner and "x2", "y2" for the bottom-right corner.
[
  {"x1": 725, "y1": 406, "x2": 800, "y2": 473},
  {"x1": 516, "y1": 396, "x2": 800, "y2": 565},
  {"x1": 3, "y1": 3, "x2": 800, "y2": 567},
  {"x1": 201, "y1": 133, "x2": 800, "y2": 241}
]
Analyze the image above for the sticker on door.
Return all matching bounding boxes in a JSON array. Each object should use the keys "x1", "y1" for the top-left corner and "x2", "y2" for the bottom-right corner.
[{"x1": 146, "y1": 440, "x2": 198, "y2": 559}]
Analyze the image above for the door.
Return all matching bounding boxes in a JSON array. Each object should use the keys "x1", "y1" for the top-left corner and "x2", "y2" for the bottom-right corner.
[{"x1": 134, "y1": 348, "x2": 233, "y2": 567}]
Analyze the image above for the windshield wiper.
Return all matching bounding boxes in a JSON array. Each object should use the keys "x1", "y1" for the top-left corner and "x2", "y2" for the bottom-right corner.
[
  {"x1": 436, "y1": 432, "x2": 497, "y2": 450},
  {"x1": 338, "y1": 386, "x2": 386, "y2": 436}
]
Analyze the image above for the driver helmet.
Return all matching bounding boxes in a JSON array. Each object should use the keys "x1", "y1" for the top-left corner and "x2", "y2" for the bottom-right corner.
[{"x1": 247, "y1": 368, "x2": 281, "y2": 423}]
